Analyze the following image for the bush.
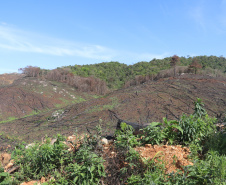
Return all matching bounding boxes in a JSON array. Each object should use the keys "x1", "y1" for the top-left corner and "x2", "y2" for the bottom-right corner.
[
  {"x1": 65, "y1": 147, "x2": 105, "y2": 184},
  {"x1": 140, "y1": 122, "x2": 165, "y2": 145},
  {"x1": 115, "y1": 122, "x2": 140, "y2": 148},
  {"x1": 11, "y1": 127, "x2": 106, "y2": 184},
  {"x1": 12, "y1": 135, "x2": 69, "y2": 180},
  {"x1": 168, "y1": 151, "x2": 226, "y2": 185},
  {"x1": 178, "y1": 113, "x2": 216, "y2": 145}
]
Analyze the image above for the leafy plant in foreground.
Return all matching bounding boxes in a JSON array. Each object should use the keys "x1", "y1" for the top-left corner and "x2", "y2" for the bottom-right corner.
[
  {"x1": 162, "y1": 118, "x2": 183, "y2": 144},
  {"x1": 115, "y1": 122, "x2": 140, "y2": 148},
  {"x1": 140, "y1": 122, "x2": 165, "y2": 145},
  {"x1": 0, "y1": 168, "x2": 11, "y2": 185},
  {"x1": 12, "y1": 135, "x2": 69, "y2": 180},
  {"x1": 178, "y1": 113, "x2": 216, "y2": 145},
  {"x1": 65, "y1": 147, "x2": 105, "y2": 185}
]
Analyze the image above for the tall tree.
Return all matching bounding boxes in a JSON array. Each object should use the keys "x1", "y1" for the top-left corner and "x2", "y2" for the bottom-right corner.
[{"x1": 18, "y1": 66, "x2": 41, "y2": 77}]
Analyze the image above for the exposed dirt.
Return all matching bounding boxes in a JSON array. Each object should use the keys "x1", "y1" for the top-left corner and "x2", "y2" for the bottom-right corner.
[
  {"x1": 135, "y1": 144, "x2": 193, "y2": 173},
  {"x1": 0, "y1": 75, "x2": 225, "y2": 149}
]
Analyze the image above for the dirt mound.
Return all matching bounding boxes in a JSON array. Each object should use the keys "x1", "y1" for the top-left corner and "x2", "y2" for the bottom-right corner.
[{"x1": 135, "y1": 144, "x2": 193, "y2": 173}]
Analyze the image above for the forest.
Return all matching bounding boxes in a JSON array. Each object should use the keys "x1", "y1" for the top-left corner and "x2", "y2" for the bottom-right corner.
[{"x1": 19, "y1": 55, "x2": 226, "y2": 91}]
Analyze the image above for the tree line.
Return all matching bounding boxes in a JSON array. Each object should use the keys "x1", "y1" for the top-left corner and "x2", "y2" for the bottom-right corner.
[
  {"x1": 19, "y1": 55, "x2": 226, "y2": 92},
  {"x1": 67, "y1": 55, "x2": 226, "y2": 88},
  {"x1": 19, "y1": 66, "x2": 108, "y2": 95}
]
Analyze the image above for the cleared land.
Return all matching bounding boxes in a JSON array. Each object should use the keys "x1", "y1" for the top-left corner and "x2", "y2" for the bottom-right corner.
[{"x1": 0, "y1": 74, "x2": 225, "y2": 150}]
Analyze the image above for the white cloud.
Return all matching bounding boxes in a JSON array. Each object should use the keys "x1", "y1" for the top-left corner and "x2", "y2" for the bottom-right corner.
[
  {"x1": 0, "y1": 24, "x2": 115, "y2": 60},
  {"x1": 0, "y1": 23, "x2": 170, "y2": 67}
]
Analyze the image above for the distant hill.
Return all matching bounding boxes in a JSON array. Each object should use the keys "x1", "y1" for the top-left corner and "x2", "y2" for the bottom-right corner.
[{"x1": 64, "y1": 55, "x2": 226, "y2": 89}]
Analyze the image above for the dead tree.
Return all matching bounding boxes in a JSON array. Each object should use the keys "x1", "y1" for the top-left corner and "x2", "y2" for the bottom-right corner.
[{"x1": 170, "y1": 55, "x2": 180, "y2": 77}]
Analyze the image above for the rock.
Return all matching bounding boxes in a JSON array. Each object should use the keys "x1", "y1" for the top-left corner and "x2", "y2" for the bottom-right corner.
[
  {"x1": 101, "y1": 138, "x2": 114, "y2": 146},
  {"x1": 101, "y1": 138, "x2": 109, "y2": 145},
  {"x1": 67, "y1": 135, "x2": 77, "y2": 142},
  {"x1": 50, "y1": 138, "x2": 57, "y2": 145},
  {"x1": 63, "y1": 141, "x2": 74, "y2": 151},
  {"x1": 145, "y1": 144, "x2": 152, "y2": 148},
  {"x1": 41, "y1": 177, "x2": 46, "y2": 183},
  {"x1": 4, "y1": 160, "x2": 14, "y2": 172},
  {"x1": 25, "y1": 143, "x2": 35, "y2": 149}
]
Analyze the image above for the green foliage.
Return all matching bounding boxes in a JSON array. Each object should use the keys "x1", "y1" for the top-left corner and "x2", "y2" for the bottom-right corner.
[
  {"x1": 178, "y1": 113, "x2": 216, "y2": 145},
  {"x1": 127, "y1": 170, "x2": 166, "y2": 185},
  {"x1": 204, "y1": 131, "x2": 226, "y2": 155},
  {"x1": 115, "y1": 122, "x2": 140, "y2": 148},
  {"x1": 11, "y1": 128, "x2": 106, "y2": 184},
  {"x1": 0, "y1": 117, "x2": 16, "y2": 124},
  {"x1": 12, "y1": 135, "x2": 69, "y2": 180},
  {"x1": 65, "y1": 55, "x2": 226, "y2": 89},
  {"x1": 193, "y1": 98, "x2": 207, "y2": 118},
  {"x1": 162, "y1": 118, "x2": 183, "y2": 144},
  {"x1": 0, "y1": 169, "x2": 10, "y2": 185},
  {"x1": 65, "y1": 148, "x2": 105, "y2": 185},
  {"x1": 140, "y1": 122, "x2": 165, "y2": 145},
  {"x1": 168, "y1": 151, "x2": 226, "y2": 185}
]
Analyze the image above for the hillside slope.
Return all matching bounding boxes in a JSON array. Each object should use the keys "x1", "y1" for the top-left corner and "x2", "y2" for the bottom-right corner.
[
  {"x1": 0, "y1": 75, "x2": 97, "y2": 121},
  {"x1": 0, "y1": 74, "x2": 225, "y2": 149}
]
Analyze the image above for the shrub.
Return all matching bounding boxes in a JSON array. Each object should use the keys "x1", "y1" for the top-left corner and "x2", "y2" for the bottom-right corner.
[
  {"x1": 178, "y1": 113, "x2": 216, "y2": 145},
  {"x1": 140, "y1": 122, "x2": 165, "y2": 145},
  {"x1": 162, "y1": 118, "x2": 183, "y2": 145},
  {"x1": 11, "y1": 128, "x2": 106, "y2": 184},
  {"x1": 65, "y1": 148, "x2": 105, "y2": 185},
  {"x1": 115, "y1": 122, "x2": 140, "y2": 148},
  {"x1": 168, "y1": 150, "x2": 226, "y2": 185},
  {"x1": 0, "y1": 168, "x2": 10, "y2": 185},
  {"x1": 12, "y1": 135, "x2": 69, "y2": 180}
]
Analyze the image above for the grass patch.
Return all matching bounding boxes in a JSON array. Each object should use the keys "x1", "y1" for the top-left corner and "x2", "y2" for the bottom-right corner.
[
  {"x1": 89, "y1": 97, "x2": 119, "y2": 113},
  {"x1": 0, "y1": 117, "x2": 16, "y2": 124}
]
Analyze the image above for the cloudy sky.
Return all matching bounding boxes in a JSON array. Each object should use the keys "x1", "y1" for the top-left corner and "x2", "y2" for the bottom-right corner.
[{"x1": 0, "y1": 0, "x2": 226, "y2": 74}]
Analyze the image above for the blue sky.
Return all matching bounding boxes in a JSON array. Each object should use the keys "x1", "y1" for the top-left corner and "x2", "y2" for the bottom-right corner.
[{"x1": 0, "y1": 0, "x2": 226, "y2": 74}]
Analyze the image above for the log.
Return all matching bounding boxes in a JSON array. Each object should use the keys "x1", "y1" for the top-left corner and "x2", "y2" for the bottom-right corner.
[{"x1": 108, "y1": 109, "x2": 150, "y2": 134}]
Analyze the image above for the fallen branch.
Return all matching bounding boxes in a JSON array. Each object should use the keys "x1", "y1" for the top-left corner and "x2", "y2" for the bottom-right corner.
[
  {"x1": 108, "y1": 109, "x2": 150, "y2": 134},
  {"x1": 7, "y1": 166, "x2": 20, "y2": 174}
]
